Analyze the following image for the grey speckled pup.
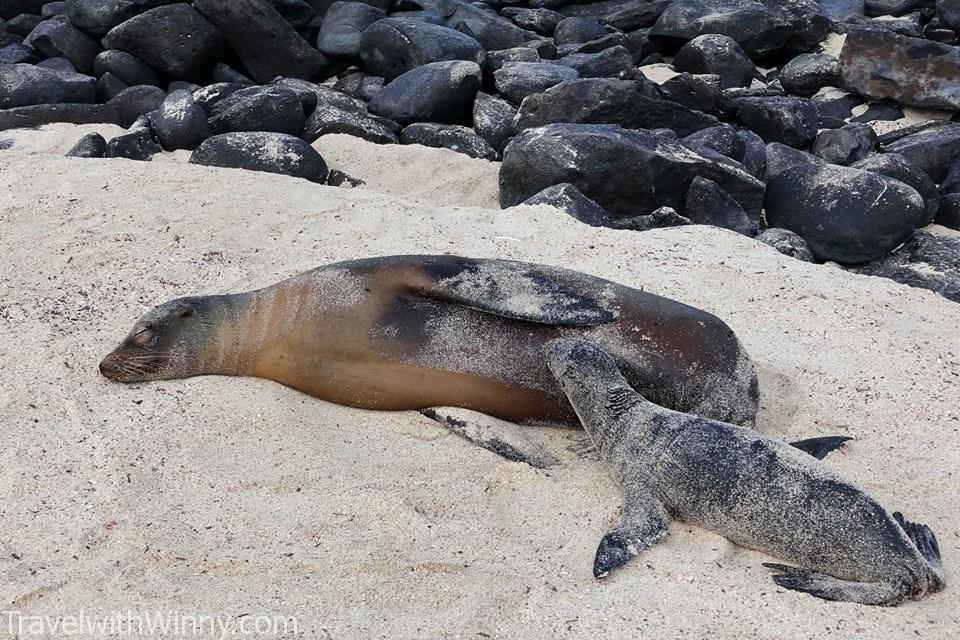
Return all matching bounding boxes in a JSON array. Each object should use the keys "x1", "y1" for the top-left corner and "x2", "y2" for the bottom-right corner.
[{"x1": 545, "y1": 339, "x2": 945, "y2": 606}]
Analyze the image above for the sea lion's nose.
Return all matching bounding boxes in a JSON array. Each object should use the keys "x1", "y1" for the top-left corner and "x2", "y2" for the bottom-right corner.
[{"x1": 98, "y1": 356, "x2": 111, "y2": 377}]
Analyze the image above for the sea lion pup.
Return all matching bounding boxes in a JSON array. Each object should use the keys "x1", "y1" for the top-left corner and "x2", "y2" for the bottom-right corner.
[
  {"x1": 545, "y1": 339, "x2": 945, "y2": 606},
  {"x1": 99, "y1": 255, "x2": 759, "y2": 464}
]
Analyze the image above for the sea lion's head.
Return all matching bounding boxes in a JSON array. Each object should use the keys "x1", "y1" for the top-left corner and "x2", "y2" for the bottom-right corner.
[{"x1": 99, "y1": 296, "x2": 219, "y2": 382}]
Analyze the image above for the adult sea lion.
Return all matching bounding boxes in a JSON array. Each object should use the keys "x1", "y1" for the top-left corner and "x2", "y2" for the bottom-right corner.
[
  {"x1": 545, "y1": 338, "x2": 945, "y2": 606},
  {"x1": 100, "y1": 255, "x2": 759, "y2": 462}
]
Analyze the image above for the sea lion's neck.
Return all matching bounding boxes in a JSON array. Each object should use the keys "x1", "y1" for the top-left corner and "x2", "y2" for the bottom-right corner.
[{"x1": 200, "y1": 290, "x2": 283, "y2": 377}]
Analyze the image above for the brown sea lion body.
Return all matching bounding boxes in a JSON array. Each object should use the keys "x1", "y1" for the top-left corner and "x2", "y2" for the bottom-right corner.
[{"x1": 100, "y1": 255, "x2": 760, "y2": 428}]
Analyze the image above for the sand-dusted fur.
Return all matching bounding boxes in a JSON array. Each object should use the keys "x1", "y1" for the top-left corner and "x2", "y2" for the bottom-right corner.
[
  {"x1": 100, "y1": 255, "x2": 759, "y2": 428},
  {"x1": 545, "y1": 338, "x2": 945, "y2": 606}
]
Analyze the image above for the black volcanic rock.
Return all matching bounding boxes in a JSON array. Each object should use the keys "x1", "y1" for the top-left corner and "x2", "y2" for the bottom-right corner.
[
  {"x1": 65, "y1": 131, "x2": 106, "y2": 157},
  {"x1": 93, "y1": 49, "x2": 159, "y2": 86},
  {"x1": 472, "y1": 91, "x2": 517, "y2": 154},
  {"x1": 779, "y1": 53, "x2": 839, "y2": 97},
  {"x1": 316, "y1": 1, "x2": 386, "y2": 58},
  {"x1": 862, "y1": 230, "x2": 960, "y2": 303},
  {"x1": 105, "y1": 126, "x2": 161, "y2": 161},
  {"x1": 23, "y1": 14, "x2": 99, "y2": 72},
  {"x1": 358, "y1": 18, "x2": 486, "y2": 81},
  {"x1": 521, "y1": 182, "x2": 614, "y2": 227},
  {"x1": 650, "y1": 0, "x2": 793, "y2": 58},
  {"x1": 839, "y1": 29, "x2": 960, "y2": 110},
  {"x1": 304, "y1": 89, "x2": 400, "y2": 144},
  {"x1": 0, "y1": 62, "x2": 94, "y2": 107},
  {"x1": 414, "y1": 0, "x2": 541, "y2": 50},
  {"x1": 732, "y1": 96, "x2": 818, "y2": 147},
  {"x1": 66, "y1": 0, "x2": 181, "y2": 37},
  {"x1": 883, "y1": 123, "x2": 960, "y2": 182},
  {"x1": 400, "y1": 122, "x2": 498, "y2": 159},
  {"x1": 673, "y1": 34, "x2": 754, "y2": 89},
  {"x1": 553, "y1": 16, "x2": 606, "y2": 46},
  {"x1": 101, "y1": 4, "x2": 223, "y2": 81},
  {"x1": 515, "y1": 78, "x2": 717, "y2": 136},
  {"x1": 499, "y1": 123, "x2": 764, "y2": 219},
  {"x1": 765, "y1": 162, "x2": 927, "y2": 263},
  {"x1": 756, "y1": 227, "x2": 815, "y2": 262},
  {"x1": 0, "y1": 102, "x2": 120, "y2": 130},
  {"x1": 851, "y1": 152, "x2": 941, "y2": 225},
  {"x1": 190, "y1": 131, "x2": 329, "y2": 182},
  {"x1": 810, "y1": 122, "x2": 877, "y2": 165},
  {"x1": 95, "y1": 71, "x2": 127, "y2": 100},
  {"x1": 494, "y1": 61, "x2": 578, "y2": 104},
  {"x1": 368, "y1": 60, "x2": 481, "y2": 125},
  {"x1": 193, "y1": 0, "x2": 329, "y2": 83},
  {"x1": 501, "y1": 7, "x2": 562, "y2": 35},
  {"x1": 208, "y1": 85, "x2": 306, "y2": 136},
  {"x1": 684, "y1": 176, "x2": 759, "y2": 235},
  {"x1": 108, "y1": 84, "x2": 164, "y2": 126},
  {"x1": 153, "y1": 88, "x2": 209, "y2": 151},
  {"x1": 556, "y1": 45, "x2": 632, "y2": 78}
]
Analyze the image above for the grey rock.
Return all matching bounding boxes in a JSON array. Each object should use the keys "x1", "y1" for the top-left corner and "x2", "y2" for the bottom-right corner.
[
  {"x1": 0, "y1": 62, "x2": 94, "y2": 108},
  {"x1": 316, "y1": 2, "x2": 386, "y2": 58},
  {"x1": 400, "y1": 122, "x2": 498, "y2": 159},
  {"x1": 358, "y1": 18, "x2": 486, "y2": 81},
  {"x1": 756, "y1": 227, "x2": 815, "y2": 262},
  {"x1": 779, "y1": 53, "x2": 839, "y2": 97},
  {"x1": 810, "y1": 122, "x2": 878, "y2": 165},
  {"x1": 368, "y1": 60, "x2": 481, "y2": 126},
  {"x1": 190, "y1": 131, "x2": 329, "y2": 183},
  {"x1": 862, "y1": 230, "x2": 960, "y2": 302},
  {"x1": 732, "y1": 96, "x2": 818, "y2": 147},
  {"x1": 65, "y1": 131, "x2": 106, "y2": 157},
  {"x1": 153, "y1": 88, "x2": 209, "y2": 151},
  {"x1": 93, "y1": 49, "x2": 159, "y2": 86},
  {"x1": 472, "y1": 91, "x2": 517, "y2": 154},
  {"x1": 208, "y1": 85, "x2": 306, "y2": 136},
  {"x1": 851, "y1": 152, "x2": 941, "y2": 225},
  {"x1": 494, "y1": 61, "x2": 578, "y2": 104},
  {"x1": 23, "y1": 14, "x2": 99, "y2": 72},
  {"x1": 673, "y1": 34, "x2": 754, "y2": 89}
]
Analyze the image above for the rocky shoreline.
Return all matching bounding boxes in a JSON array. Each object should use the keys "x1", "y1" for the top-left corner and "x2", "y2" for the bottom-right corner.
[{"x1": 1, "y1": 0, "x2": 959, "y2": 302}]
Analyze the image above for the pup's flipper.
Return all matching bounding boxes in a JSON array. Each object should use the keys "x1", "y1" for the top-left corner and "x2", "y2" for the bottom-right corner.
[
  {"x1": 594, "y1": 483, "x2": 669, "y2": 579},
  {"x1": 764, "y1": 563, "x2": 910, "y2": 606},
  {"x1": 419, "y1": 407, "x2": 557, "y2": 469},
  {"x1": 892, "y1": 512, "x2": 945, "y2": 592}
]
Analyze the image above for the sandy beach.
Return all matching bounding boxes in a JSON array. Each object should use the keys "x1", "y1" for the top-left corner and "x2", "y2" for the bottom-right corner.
[{"x1": 1, "y1": 129, "x2": 958, "y2": 638}]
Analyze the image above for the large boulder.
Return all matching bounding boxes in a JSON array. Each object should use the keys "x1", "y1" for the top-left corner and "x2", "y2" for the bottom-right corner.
[
  {"x1": 316, "y1": 1, "x2": 385, "y2": 58},
  {"x1": 472, "y1": 92, "x2": 517, "y2": 155},
  {"x1": 883, "y1": 123, "x2": 960, "y2": 183},
  {"x1": 193, "y1": 0, "x2": 329, "y2": 83},
  {"x1": 93, "y1": 49, "x2": 159, "y2": 86},
  {"x1": 556, "y1": 45, "x2": 633, "y2": 79},
  {"x1": 153, "y1": 88, "x2": 210, "y2": 151},
  {"x1": 839, "y1": 29, "x2": 960, "y2": 111},
  {"x1": 190, "y1": 132, "x2": 329, "y2": 183},
  {"x1": 862, "y1": 230, "x2": 960, "y2": 303},
  {"x1": 208, "y1": 85, "x2": 306, "y2": 136},
  {"x1": 23, "y1": 15, "x2": 100, "y2": 72},
  {"x1": 108, "y1": 84, "x2": 165, "y2": 126},
  {"x1": 0, "y1": 62, "x2": 94, "y2": 107},
  {"x1": 303, "y1": 87, "x2": 399, "y2": 144},
  {"x1": 494, "y1": 62, "x2": 578, "y2": 105},
  {"x1": 0, "y1": 102, "x2": 120, "y2": 131},
  {"x1": 515, "y1": 78, "x2": 717, "y2": 136},
  {"x1": 499, "y1": 123, "x2": 764, "y2": 219},
  {"x1": 400, "y1": 123, "x2": 498, "y2": 160},
  {"x1": 65, "y1": 131, "x2": 107, "y2": 157},
  {"x1": 66, "y1": 0, "x2": 181, "y2": 37},
  {"x1": 368, "y1": 60, "x2": 481, "y2": 126},
  {"x1": 672, "y1": 34, "x2": 755, "y2": 89},
  {"x1": 765, "y1": 162, "x2": 927, "y2": 264},
  {"x1": 414, "y1": 0, "x2": 541, "y2": 50},
  {"x1": 851, "y1": 153, "x2": 941, "y2": 225},
  {"x1": 809, "y1": 122, "x2": 877, "y2": 165},
  {"x1": 358, "y1": 19, "x2": 485, "y2": 81},
  {"x1": 650, "y1": 0, "x2": 793, "y2": 59},
  {"x1": 101, "y1": 4, "x2": 223, "y2": 81},
  {"x1": 779, "y1": 53, "x2": 840, "y2": 97},
  {"x1": 731, "y1": 96, "x2": 818, "y2": 147}
]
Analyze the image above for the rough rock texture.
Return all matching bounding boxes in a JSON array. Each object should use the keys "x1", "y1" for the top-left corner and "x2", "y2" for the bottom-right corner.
[
  {"x1": 208, "y1": 85, "x2": 306, "y2": 136},
  {"x1": 368, "y1": 61, "x2": 481, "y2": 126},
  {"x1": 732, "y1": 96, "x2": 819, "y2": 147},
  {"x1": 193, "y1": 0, "x2": 329, "y2": 83},
  {"x1": 64, "y1": 130, "x2": 106, "y2": 157},
  {"x1": 400, "y1": 122, "x2": 498, "y2": 160},
  {"x1": 315, "y1": 1, "x2": 385, "y2": 58},
  {"x1": 190, "y1": 131, "x2": 328, "y2": 182},
  {"x1": 472, "y1": 92, "x2": 517, "y2": 155},
  {"x1": 23, "y1": 14, "x2": 99, "y2": 72},
  {"x1": 755, "y1": 227, "x2": 815, "y2": 262},
  {"x1": 66, "y1": 0, "x2": 181, "y2": 37},
  {"x1": 105, "y1": 126, "x2": 160, "y2": 160},
  {"x1": 93, "y1": 50, "x2": 159, "y2": 87},
  {"x1": 494, "y1": 62, "x2": 579, "y2": 105},
  {"x1": 0, "y1": 62, "x2": 94, "y2": 107},
  {"x1": 500, "y1": 123, "x2": 764, "y2": 219},
  {"x1": 672, "y1": 34, "x2": 754, "y2": 89},
  {"x1": 851, "y1": 153, "x2": 941, "y2": 225},
  {"x1": 101, "y1": 4, "x2": 223, "y2": 81},
  {"x1": 779, "y1": 53, "x2": 840, "y2": 97},
  {"x1": 650, "y1": 0, "x2": 793, "y2": 58},
  {"x1": 521, "y1": 182, "x2": 613, "y2": 226},
  {"x1": 765, "y1": 162, "x2": 927, "y2": 264},
  {"x1": 809, "y1": 122, "x2": 877, "y2": 165},
  {"x1": 839, "y1": 30, "x2": 960, "y2": 110},
  {"x1": 152, "y1": 89, "x2": 210, "y2": 151},
  {"x1": 684, "y1": 175, "x2": 758, "y2": 235},
  {"x1": 515, "y1": 78, "x2": 717, "y2": 136},
  {"x1": 414, "y1": 0, "x2": 541, "y2": 51},
  {"x1": 358, "y1": 18, "x2": 486, "y2": 81},
  {"x1": 862, "y1": 229, "x2": 960, "y2": 303},
  {"x1": 883, "y1": 123, "x2": 960, "y2": 183},
  {"x1": 303, "y1": 89, "x2": 399, "y2": 144}
]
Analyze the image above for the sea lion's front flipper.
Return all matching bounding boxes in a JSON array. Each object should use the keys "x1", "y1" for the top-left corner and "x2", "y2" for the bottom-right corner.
[
  {"x1": 788, "y1": 436, "x2": 853, "y2": 460},
  {"x1": 763, "y1": 563, "x2": 911, "y2": 605},
  {"x1": 415, "y1": 260, "x2": 615, "y2": 326},
  {"x1": 419, "y1": 407, "x2": 558, "y2": 469},
  {"x1": 594, "y1": 483, "x2": 670, "y2": 579}
]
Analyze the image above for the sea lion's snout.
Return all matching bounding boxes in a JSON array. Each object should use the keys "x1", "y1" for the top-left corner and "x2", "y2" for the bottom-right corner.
[{"x1": 98, "y1": 347, "x2": 157, "y2": 382}]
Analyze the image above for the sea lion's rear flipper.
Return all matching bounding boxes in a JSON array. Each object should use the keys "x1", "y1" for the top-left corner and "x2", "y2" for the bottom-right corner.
[
  {"x1": 892, "y1": 512, "x2": 945, "y2": 587},
  {"x1": 763, "y1": 563, "x2": 911, "y2": 606},
  {"x1": 418, "y1": 407, "x2": 558, "y2": 469},
  {"x1": 415, "y1": 260, "x2": 615, "y2": 326},
  {"x1": 594, "y1": 484, "x2": 670, "y2": 579},
  {"x1": 788, "y1": 436, "x2": 853, "y2": 460}
]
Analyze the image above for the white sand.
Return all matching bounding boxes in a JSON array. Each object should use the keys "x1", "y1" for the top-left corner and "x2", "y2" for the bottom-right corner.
[{"x1": 0, "y1": 132, "x2": 958, "y2": 638}]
